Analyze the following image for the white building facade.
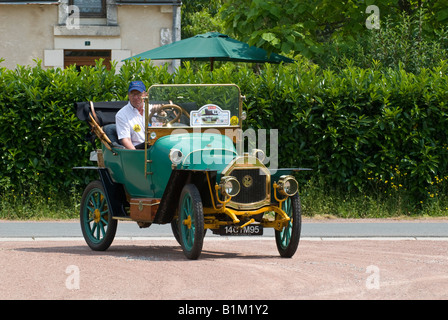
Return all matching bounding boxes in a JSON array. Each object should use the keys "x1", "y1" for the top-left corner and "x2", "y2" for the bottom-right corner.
[{"x1": 0, "y1": 0, "x2": 181, "y2": 70}]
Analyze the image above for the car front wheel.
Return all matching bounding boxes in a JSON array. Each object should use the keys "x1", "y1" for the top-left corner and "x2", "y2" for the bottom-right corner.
[
  {"x1": 178, "y1": 184, "x2": 204, "y2": 260},
  {"x1": 275, "y1": 194, "x2": 302, "y2": 258}
]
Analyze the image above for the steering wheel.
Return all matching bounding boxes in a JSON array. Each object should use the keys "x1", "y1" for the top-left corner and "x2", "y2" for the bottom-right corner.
[{"x1": 148, "y1": 103, "x2": 190, "y2": 126}]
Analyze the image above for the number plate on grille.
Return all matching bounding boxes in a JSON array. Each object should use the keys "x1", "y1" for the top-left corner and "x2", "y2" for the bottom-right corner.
[{"x1": 219, "y1": 225, "x2": 263, "y2": 236}]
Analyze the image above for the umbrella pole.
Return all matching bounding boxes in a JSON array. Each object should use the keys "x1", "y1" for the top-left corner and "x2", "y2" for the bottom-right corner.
[{"x1": 210, "y1": 57, "x2": 215, "y2": 71}]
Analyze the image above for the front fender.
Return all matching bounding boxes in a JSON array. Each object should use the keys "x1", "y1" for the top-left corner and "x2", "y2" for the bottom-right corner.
[{"x1": 153, "y1": 169, "x2": 217, "y2": 224}]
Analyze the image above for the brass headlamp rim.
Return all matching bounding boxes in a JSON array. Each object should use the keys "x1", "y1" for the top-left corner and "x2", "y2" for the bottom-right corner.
[
  {"x1": 219, "y1": 176, "x2": 241, "y2": 197},
  {"x1": 276, "y1": 175, "x2": 299, "y2": 197}
]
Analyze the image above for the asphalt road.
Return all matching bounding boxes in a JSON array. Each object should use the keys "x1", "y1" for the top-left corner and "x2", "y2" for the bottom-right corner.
[
  {"x1": 1, "y1": 218, "x2": 447, "y2": 239},
  {"x1": 1, "y1": 218, "x2": 447, "y2": 301}
]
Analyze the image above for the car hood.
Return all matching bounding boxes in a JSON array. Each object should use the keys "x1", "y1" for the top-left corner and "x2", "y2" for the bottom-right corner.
[{"x1": 152, "y1": 132, "x2": 238, "y2": 172}]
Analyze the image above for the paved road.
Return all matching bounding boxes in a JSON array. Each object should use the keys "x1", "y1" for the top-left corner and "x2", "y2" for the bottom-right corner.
[
  {"x1": 1, "y1": 218, "x2": 447, "y2": 239},
  {"x1": 1, "y1": 218, "x2": 447, "y2": 301}
]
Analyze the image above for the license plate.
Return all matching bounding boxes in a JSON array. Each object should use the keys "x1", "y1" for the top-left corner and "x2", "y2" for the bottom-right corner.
[{"x1": 219, "y1": 224, "x2": 263, "y2": 236}]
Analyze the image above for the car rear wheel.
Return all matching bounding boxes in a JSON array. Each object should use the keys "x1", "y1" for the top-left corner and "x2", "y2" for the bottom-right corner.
[
  {"x1": 80, "y1": 180, "x2": 117, "y2": 251},
  {"x1": 178, "y1": 184, "x2": 204, "y2": 259},
  {"x1": 275, "y1": 194, "x2": 302, "y2": 258}
]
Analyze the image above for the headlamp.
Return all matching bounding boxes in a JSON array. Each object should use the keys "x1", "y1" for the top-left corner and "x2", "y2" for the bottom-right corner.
[
  {"x1": 220, "y1": 176, "x2": 240, "y2": 197},
  {"x1": 169, "y1": 148, "x2": 183, "y2": 165},
  {"x1": 277, "y1": 175, "x2": 299, "y2": 196}
]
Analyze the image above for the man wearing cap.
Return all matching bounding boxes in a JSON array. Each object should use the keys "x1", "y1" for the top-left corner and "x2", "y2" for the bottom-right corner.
[{"x1": 115, "y1": 81, "x2": 149, "y2": 149}]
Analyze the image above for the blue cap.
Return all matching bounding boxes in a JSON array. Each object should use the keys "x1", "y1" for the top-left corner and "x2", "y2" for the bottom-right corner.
[{"x1": 128, "y1": 80, "x2": 146, "y2": 93}]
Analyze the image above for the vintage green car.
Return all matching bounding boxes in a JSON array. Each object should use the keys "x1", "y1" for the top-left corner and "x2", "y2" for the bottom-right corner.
[{"x1": 75, "y1": 84, "x2": 305, "y2": 259}]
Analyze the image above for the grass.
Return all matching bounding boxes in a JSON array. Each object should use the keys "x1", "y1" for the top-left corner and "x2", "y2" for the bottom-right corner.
[
  {"x1": 300, "y1": 178, "x2": 448, "y2": 219},
  {"x1": 0, "y1": 190, "x2": 80, "y2": 220},
  {"x1": 1, "y1": 178, "x2": 448, "y2": 220}
]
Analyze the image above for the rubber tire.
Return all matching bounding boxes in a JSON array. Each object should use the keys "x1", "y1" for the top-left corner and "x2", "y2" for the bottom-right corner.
[
  {"x1": 275, "y1": 193, "x2": 302, "y2": 258},
  {"x1": 178, "y1": 184, "x2": 205, "y2": 260},
  {"x1": 171, "y1": 216, "x2": 207, "y2": 245},
  {"x1": 80, "y1": 180, "x2": 118, "y2": 251}
]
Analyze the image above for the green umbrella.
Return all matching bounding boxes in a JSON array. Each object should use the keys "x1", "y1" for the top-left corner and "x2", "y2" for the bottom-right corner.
[{"x1": 125, "y1": 32, "x2": 294, "y2": 70}]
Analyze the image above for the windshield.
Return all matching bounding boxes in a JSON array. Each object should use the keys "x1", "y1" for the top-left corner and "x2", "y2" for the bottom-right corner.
[{"x1": 146, "y1": 84, "x2": 242, "y2": 128}]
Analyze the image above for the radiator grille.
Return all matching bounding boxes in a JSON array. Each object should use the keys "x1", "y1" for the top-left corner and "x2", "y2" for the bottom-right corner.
[{"x1": 229, "y1": 168, "x2": 267, "y2": 204}]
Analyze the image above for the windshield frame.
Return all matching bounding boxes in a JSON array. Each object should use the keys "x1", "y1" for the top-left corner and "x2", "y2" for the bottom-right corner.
[{"x1": 144, "y1": 83, "x2": 243, "y2": 130}]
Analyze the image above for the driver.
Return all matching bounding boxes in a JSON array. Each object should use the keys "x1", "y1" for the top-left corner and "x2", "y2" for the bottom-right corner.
[{"x1": 116, "y1": 81, "x2": 160, "y2": 150}]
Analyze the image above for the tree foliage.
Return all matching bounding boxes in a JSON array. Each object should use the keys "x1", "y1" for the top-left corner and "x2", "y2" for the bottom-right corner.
[
  {"x1": 322, "y1": 10, "x2": 448, "y2": 73},
  {"x1": 220, "y1": 0, "x2": 448, "y2": 63},
  {"x1": 181, "y1": 0, "x2": 225, "y2": 39}
]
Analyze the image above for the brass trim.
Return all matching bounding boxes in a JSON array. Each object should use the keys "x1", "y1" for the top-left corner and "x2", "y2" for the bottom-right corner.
[
  {"x1": 205, "y1": 171, "x2": 218, "y2": 210},
  {"x1": 221, "y1": 155, "x2": 271, "y2": 210},
  {"x1": 203, "y1": 205, "x2": 290, "y2": 231},
  {"x1": 144, "y1": 95, "x2": 149, "y2": 176},
  {"x1": 129, "y1": 201, "x2": 161, "y2": 207},
  {"x1": 242, "y1": 175, "x2": 253, "y2": 188},
  {"x1": 112, "y1": 216, "x2": 133, "y2": 221},
  {"x1": 146, "y1": 84, "x2": 243, "y2": 124}
]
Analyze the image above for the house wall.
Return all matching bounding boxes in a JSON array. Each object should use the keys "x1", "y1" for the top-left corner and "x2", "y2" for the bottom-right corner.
[
  {"x1": 0, "y1": 4, "x2": 58, "y2": 69},
  {"x1": 0, "y1": 2, "x2": 175, "y2": 70},
  {"x1": 119, "y1": 5, "x2": 171, "y2": 58}
]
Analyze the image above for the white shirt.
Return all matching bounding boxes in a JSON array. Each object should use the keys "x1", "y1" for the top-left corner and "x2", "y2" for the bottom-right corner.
[{"x1": 115, "y1": 102, "x2": 145, "y2": 146}]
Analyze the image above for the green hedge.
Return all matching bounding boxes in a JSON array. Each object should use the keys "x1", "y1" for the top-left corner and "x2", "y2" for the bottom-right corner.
[
  {"x1": 1, "y1": 58, "x2": 448, "y2": 211},
  {"x1": 247, "y1": 61, "x2": 448, "y2": 207}
]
